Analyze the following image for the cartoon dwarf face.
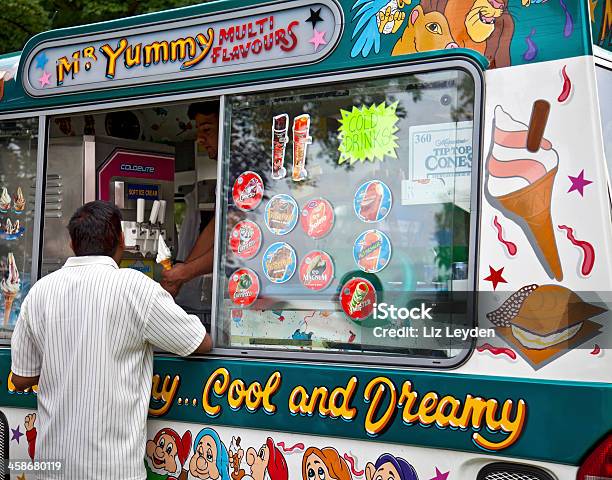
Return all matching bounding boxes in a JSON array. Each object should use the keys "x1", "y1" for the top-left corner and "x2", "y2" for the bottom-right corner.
[
  {"x1": 146, "y1": 433, "x2": 179, "y2": 474},
  {"x1": 190, "y1": 435, "x2": 221, "y2": 479},
  {"x1": 246, "y1": 438, "x2": 288, "y2": 480},
  {"x1": 302, "y1": 447, "x2": 352, "y2": 480},
  {"x1": 365, "y1": 455, "x2": 418, "y2": 480},
  {"x1": 246, "y1": 443, "x2": 269, "y2": 480}
]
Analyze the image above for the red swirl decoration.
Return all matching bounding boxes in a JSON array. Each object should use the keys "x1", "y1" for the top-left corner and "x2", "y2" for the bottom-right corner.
[
  {"x1": 493, "y1": 216, "x2": 517, "y2": 256},
  {"x1": 477, "y1": 343, "x2": 517, "y2": 360},
  {"x1": 558, "y1": 225, "x2": 595, "y2": 276},
  {"x1": 558, "y1": 66, "x2": 572, "y2": 103},
  {"x1": 343, "y1": 453, "x2": 365, "y2": 477},
  {"x1": 277, "y1": 442, "x2": 305, "y2": 454}
]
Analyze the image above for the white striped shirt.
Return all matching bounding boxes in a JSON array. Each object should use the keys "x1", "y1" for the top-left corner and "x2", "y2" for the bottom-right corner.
[{"x1": 11, "y1": 256, "x2": 207, "y2": 479}]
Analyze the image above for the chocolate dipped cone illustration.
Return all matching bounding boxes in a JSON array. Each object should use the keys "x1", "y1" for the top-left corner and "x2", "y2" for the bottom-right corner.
[{"x1": 486, "y1": 101, "x2": 563, "y2": 281}]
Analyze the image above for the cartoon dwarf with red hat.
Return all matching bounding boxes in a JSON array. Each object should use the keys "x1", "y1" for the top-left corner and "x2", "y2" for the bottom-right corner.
[
  {"x1": 145, "y1": 428, "x2": 192, "y2": 480},
  {"x1": 243, "y1": 438, "x2": 288, "y2": 480}
]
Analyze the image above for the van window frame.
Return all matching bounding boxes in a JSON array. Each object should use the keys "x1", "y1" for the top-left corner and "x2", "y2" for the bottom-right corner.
[{"x1": 0, "y1": 57, "x2": 484, "y2": 367}]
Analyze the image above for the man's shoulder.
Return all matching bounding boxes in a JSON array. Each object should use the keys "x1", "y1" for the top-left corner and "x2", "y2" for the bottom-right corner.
[{"x1": 115, "y1": 267, "x2": 162, "y2": 291}]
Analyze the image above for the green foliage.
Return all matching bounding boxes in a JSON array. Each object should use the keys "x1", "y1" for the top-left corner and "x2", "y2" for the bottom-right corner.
[{"x1": 0, "y1": 0, "x2": 208, "y2": 54}]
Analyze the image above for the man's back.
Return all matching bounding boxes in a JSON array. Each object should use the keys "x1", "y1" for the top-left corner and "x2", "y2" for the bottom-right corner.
[{"x1": 11, "y1": 256, "x2": 207, "y2": 479}]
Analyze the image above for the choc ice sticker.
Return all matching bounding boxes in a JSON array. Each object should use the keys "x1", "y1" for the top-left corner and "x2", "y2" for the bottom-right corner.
[
  {"x1": 262, "y1": 242, "x2": 297, "y2": 284},
  {"x1": 292, "y1": 114, "x2": 311, "y2": 182},
  {"x1": 265, "y1": 194, "x2": 298, "y2": 235},
  {"x1": 353, "y1": 229, "x2": 392, "y2": 273},
  {"x1": 354, "y1": 180, "x2": 392, "y2": 223}
]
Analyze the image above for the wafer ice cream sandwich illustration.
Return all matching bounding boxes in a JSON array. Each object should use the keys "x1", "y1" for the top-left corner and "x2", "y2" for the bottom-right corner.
[
  {"x1": 487, "y1": 284, "x2": 606, "y2": 350},
  {"x1": 156, "y1": 235, "x2": 172, "y2": 270},
  {"x1": 1, "y1": 253, "x2": 20, "y2": 327},
  {"x1": 486, "y1": 101, "x2": 563, "y2": 281}
]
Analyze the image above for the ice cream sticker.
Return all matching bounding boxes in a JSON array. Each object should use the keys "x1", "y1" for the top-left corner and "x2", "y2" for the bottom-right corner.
[
  {"x1": 338, "y1": 102, "x2": 399, "y2": 165},
  {"x1": 354, "y1": 230, "x2": 392, "y2": 273},
  {"x1": 300, "y1": 198, "x2": 334, "y2": 239},
  {"x1": 485, "y1": 101, "x2": 563, "y2": 281},
  {"x1": 265, "y1": 194, "x2": 299, "y2": 235},
  {"x1": 340, "y1": 277, "x2": 376, "y2": 320},
  {"x1": 0, "y1": 187, "x2": 11, "y2": 213},
  {"x1": 292, "y1": 114, "x2": 311, "y2": 182},
  {"x1": 354, "y1": 180, "x2": 392, "y2": 223},
  {"x1": 299, "y1": 251, "x2": 334, "y2": 291},
  {"x1": 0, "y1": 219, "x2": 24, "y2": 241},
  {"x1": 2, "y1": 253, "x2": 20, "y2": 328},
  {"x1": 13, "y1": 187, "x2": 25, "y2": 214},
  {"x1": 232, "y1": 171, "x2": 264, "y2": 211},
  {"x1": 228, "y1": 268, "x2": 260, "y2": 307},
  {"x1": 262, "y1": 242, "x2": 297, "y2": 284},
  {"x1": 229, "y1": 220, "x2": 262, "y2": 260},
  {"x1": 272, "y1": 114, "x2": 289, "y2": 180}
]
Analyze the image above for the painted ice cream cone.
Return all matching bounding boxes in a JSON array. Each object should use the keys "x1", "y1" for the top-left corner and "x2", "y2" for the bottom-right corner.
[
  {"x1": 1, "y1": 253, "x2": 20, "y2": 328},
  {"x1": 3, "y1": 292, "x2": 16, "y2": 327},
  {"x1": 486, "y1": 101, "x2": 563, "y2": 281},
  {"x1": 0, "y1": 187, "x2": 11, "y2": 213}
]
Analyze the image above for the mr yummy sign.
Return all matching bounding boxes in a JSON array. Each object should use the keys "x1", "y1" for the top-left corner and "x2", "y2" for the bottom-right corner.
[{"x1": 23, "y1": 0, "x2": 342, "y2": 96}]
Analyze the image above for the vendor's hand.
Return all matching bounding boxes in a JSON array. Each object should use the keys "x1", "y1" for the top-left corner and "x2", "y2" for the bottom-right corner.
[{"x1": 160, "y1": 263, "x2": 190, "y2": 297}]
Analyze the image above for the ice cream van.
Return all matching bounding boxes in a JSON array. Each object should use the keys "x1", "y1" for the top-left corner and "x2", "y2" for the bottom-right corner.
[{"x1": 0, "y1": 0, "x2": 610, "y2": 478}]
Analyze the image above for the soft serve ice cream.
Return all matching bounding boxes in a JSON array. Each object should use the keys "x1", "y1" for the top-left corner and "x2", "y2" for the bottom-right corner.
[
  {"x1": 156, "y1": 235, "x2": 172, "y2": 270},
  {"x1": 485, "y1": 103, "x2": 563, "y2": 281},
  {"x1": 0, "y1": 187, "x2": 11, "y2": 212},
  {"x1": 2, "y1": 253, "x2": 20, "y2": 327}
]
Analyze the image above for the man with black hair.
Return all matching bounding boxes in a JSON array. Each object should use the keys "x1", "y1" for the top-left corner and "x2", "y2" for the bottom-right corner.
[
  {"x1": 10, "y1": 200, "x2": 212, "y2": 479},
  {"x1": 162, "y1": 102, "x2": 219, "y2": 297}
]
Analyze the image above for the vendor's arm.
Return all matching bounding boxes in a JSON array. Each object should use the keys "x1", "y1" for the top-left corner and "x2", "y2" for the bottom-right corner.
[
  {"x1": 186, "y1": 217, "x2": 215, "y2": 263},
  {"x1": 161, "y1": 218, "x2": 215, "y2": 297}
]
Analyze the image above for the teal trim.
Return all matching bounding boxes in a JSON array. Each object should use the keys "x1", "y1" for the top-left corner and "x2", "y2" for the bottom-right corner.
[
  {"x1": 0, "y1": 350, "x2": 609, "y2": 466},
  {"x1": 0, "y1": 0, "x2": 594, "y2": 113}
]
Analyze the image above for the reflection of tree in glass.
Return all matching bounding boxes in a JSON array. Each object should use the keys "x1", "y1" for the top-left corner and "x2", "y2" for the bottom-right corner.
[
  {"x1": 451, "y1": 74, "x2": 475, "y2": 122},
  {"x1": 433, "y1": 204, "x2": 469, "y2": 280}
]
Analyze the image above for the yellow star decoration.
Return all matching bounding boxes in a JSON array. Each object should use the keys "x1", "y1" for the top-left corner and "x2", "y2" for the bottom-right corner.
[
  {"x1": 589, "y1": 0, "x2": 598, "y2": 23},
  {"x1": 17, "y1": 474, "x2": 26, "y2": 480}
]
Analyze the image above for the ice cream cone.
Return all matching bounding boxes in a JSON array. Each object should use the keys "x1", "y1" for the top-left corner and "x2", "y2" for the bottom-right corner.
[
  {"x1": 3, "y1": 292, "x2": 16, "y2": 327},
  {"x1": 496, "y1": 167, "x2": 562, "y2": 281},
  {"x1": 160, "y1": 259, "x2": 172, "y2": 271}
]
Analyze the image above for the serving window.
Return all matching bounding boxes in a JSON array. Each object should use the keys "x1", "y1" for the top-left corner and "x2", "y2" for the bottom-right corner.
[
  {"x1": 215, "y1": 65, "x2": 481, "y2": 365},
  {"x1": 0, "y1": 118, "x2": 38, "y2": 340}
]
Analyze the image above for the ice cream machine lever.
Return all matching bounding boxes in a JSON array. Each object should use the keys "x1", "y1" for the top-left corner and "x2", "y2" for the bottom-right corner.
[{"x1": 121, "y1": 198, "x2": 168, "y2": 257}]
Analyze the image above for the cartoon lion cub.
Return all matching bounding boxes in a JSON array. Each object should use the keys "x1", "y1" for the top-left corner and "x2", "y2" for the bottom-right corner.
[{"x1": 392, "y1": 3, "x2": 458, "y2": 55}]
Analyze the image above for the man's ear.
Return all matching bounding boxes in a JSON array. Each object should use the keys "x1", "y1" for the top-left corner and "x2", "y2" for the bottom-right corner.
[
  {"x1": 365, "y1": 463, "x2": 377, "y2": 480},
  {"x1": 70, "y1": 239, "x2": 76, "y2": 254}
]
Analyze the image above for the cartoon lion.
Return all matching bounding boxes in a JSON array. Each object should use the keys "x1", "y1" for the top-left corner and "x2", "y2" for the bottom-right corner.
[{"x1": 443, "y1": 0, "x2": 514, "y2": 67}]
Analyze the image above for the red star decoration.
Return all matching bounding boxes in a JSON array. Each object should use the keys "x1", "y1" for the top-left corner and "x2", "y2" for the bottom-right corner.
[{"x1": 484, "y1": 266, "x2": 507, "y2": 290}]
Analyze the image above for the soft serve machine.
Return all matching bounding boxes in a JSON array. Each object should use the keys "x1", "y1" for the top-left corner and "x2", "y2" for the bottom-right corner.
[{"x1": 42, "y1": 136, "x2": 175, "y2": 278}]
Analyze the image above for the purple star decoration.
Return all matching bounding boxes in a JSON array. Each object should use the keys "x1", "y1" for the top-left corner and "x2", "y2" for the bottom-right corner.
[
  {"x1": 429, "y1": 468, "x2": 450, "y2": 480},
  {"x1": 11, "y1": 425, "x2": 23, "y2": 443},
  {"x1": 567, "y1": 169, "x2": 593, "y2": 196}
]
